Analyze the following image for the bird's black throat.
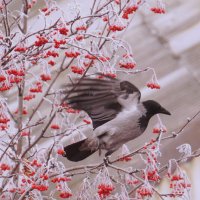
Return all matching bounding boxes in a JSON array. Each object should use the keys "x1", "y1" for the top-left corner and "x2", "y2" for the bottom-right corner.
[{"x1": 138, "y1": 112, "x2": 154, "y2": 132}]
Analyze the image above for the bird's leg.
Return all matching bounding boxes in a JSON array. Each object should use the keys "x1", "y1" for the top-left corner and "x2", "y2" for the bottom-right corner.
[
  {"x1": 103, "y1": 150, "x2": 114, "y2": 166},
  {"x1": 103, "y1": 156, "x2": 110, "y2": 166}
]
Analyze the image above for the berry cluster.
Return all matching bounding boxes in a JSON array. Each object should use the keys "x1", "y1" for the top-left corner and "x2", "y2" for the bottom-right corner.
[
  {"x1": 7, "y1": 69, "x2": 25, "y2": 76},
  {"x1": 171, "y1": 175, "x2": 184, "y2": 181},
  {"x1": 31, "y1": 159, "x2": 42, "y2": 167},
  {"x1": 0, "y1": 163, "x2": 11, "y2": 171},
  {"x1": 98, "y1": 73, "x2": 116, "y2": 79},
  {"x1": 147, "y1": 82, "x2": 160, "y2": 89},
  {"x1": 67, "y1": 108, "x2": 79, "y2": 113},
  {"x1": 0, "y1": 124, "x2": 8, "y2": 130},
  {"x1": 119, "y1": 62, "x2": 136, "y2": 69},
  {"x1": 40, "y1": 74, "x2": 51, "y2": 81},
  {"x1": 146, "y1": 170, "x2": 161, "y2": 182},
  {"x1": 20, "y1": 131, "x2": 30, "y2": 136},
  {"x1": 118, "y1": 155, "x2": 132, "y2": 162},
  {"x1": 57, "y1": 149, "x2": 65, "y2": 155},
  {"x1": 54, "y1": 39, "x2": 66, "y2": 48},
  {"x1": 48, "y1": 60, "x2": 55, "y2": 66},
  {"x1": 25, "y1": 0, "x2": 36, "y2": 10},
  {"x1": 97, "y1": 184, "x2": 114, "y2": 199},
  {"x1": 21, "y1": 178, "x2": 31, "y2": 184},
  {"x1": 23, "y1": 94, "x2": 35, "y2": 101},
  {"x1": 45, "y1": 50, "x2": 59, "y2": 58},
  {"x1": 59, "y1": 27, "x2": 69, "y2": 35},
  {"x1": 40, "y1": 174, "x2": 49, "y2": 180},
  {"x1": 0, "y1": 75, "x2": 6, "y2": 82},
  {"x1": 83, "y1": 119, "x2": 91, "y2": 124},
  {"x1": 83, "y1": 61, "x2": 91, "y2": 67},
  {"x1": 0, "y1": 83, "x2": 12, "y2": 92},
  {"x1": 71, "y1": 66, "x2": 85, "y2": 75},
  {"x1": 147, "y1": 153, "x2": 158, "y2": 164},
  {"x1": 76, "y1": 26, "x2": 87, "y2": 31},
  {"x1": 0, "y1": 114, "x2": 10, "y2": 130},
  {"x1": 41, "y1": 7, "x2": 48, "y2": 12},
  {"x1": 34, "y1": 36, "x2": 48, "y2": 47},
  {"x1": 23, "y1": 165, "x2": 35, "y2": 177},
  {"x1": 31, "y1": 184, "x2": 48, "y2": 191},
  {"x1": 127, "y1": 179, "x2": 139, "y2": 185},
  {"x1": 41, "y1": 6, "x2": 56, "y2": 16},
  {"x1": 168, "y1": 174, "x2": 191, "y2": 197},
  {"x1": 59, "y1": 191, "x2": 72, "y2": 198},
  {"x1": 14, "y1": 107, "x2": 28, "y2": 115},
  {"x1": 9, "y1": 188, "x2": 25, "y2": 194},
  {"x1": 122, "y1": 5, "x2": 138, "y2": 19},
  {"x1": 85, "y1": 54, "x2": 96, "y2": 60},
  {"x1": 65, "y1": 51, "x2": 80, "y2": 58},
  {"x1": 0, "y1": 116, "x2": 10, "y2": 124},
  {"x1": 151, "y1": 7, "x2": 165, "y2": 14},
  {"x1": 61, "y1": 103, "x2": 80, "y2": 114},
  {"x1": 75, "y1": 34, "x2": 84, "y2": 41},
  {"x1": 50, "y1": 124, "x2": 60, "y2": 130},
  {"x1": 30, "y1": 82, "x2": 43, "y2": 93},
  {"x1": 99, "y1": 56, "x2": 110, "y2": 62},
  {"x1": 14, "y1": 47, "x2": 27, "y2": 52},
  {"x1": 137, "y1": 186, "x2": 153, "y2": 197},
  {"x1": 102, "y1": 16, "x2": 108, "y2": 22},
  {"x1": 152, "y1": 127, "x2": 167, "y2": 134},
  {"x1": 108, "y1": 25, "x2": 125, "y2": 32},
  {"x1": 10, "y1": 76, "x2": 23, "y2": 84},
  {"x1": 51, "y1": 176, "x2": 71, "y2": 183}
]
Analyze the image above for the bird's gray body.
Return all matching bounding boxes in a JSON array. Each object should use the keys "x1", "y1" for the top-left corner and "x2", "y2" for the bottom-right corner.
[{"x1": 80, "y1": 101, "x2": 146, "y2": 155}]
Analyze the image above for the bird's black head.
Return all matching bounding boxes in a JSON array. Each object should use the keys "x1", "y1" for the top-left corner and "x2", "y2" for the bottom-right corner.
[
  {"x1": 142, "y1": 100, "x2": 171, "y2": 117},
  {"x1": 139, "y1": 100, "x2": 171, "y2": 131}
]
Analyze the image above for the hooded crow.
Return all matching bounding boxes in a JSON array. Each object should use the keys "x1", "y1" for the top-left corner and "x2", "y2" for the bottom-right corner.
[{"x1": 63, "y1": 75, "x2": 171, "y2": 162}]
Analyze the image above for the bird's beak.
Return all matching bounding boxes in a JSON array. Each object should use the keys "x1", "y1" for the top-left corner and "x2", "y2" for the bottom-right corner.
[{"x1": 160, "y1": 107, "x2": 171, "y2": 115}]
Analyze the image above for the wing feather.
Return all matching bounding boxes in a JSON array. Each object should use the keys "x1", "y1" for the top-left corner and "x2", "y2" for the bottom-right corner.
[{"x1": 63, "y1": 75, "x2": 141, "y2": 129}]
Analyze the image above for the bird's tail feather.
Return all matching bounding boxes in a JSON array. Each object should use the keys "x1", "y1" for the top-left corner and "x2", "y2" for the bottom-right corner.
[{"x1": 63, "y1": 139, "x2": 96, "y2": 162}]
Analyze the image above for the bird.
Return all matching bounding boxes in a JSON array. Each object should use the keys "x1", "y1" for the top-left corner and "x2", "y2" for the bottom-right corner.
[{"x1": 63, "y1": 74, "x2": 171, "y2": 162}]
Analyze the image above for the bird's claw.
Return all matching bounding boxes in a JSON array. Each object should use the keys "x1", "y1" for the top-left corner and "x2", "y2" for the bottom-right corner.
[{"x1": 103, "y1": 156, "x2": 110, "y2": 166}]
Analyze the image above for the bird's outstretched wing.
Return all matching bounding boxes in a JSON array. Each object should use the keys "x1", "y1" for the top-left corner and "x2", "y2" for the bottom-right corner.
[{"x1": 63, "y1": 75, "x2": 141, "y2": 129}]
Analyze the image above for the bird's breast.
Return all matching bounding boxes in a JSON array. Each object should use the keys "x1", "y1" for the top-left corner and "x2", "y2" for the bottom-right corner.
[{"x1": 99, "y1": 108, "x2": 144, "y2": 150}]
